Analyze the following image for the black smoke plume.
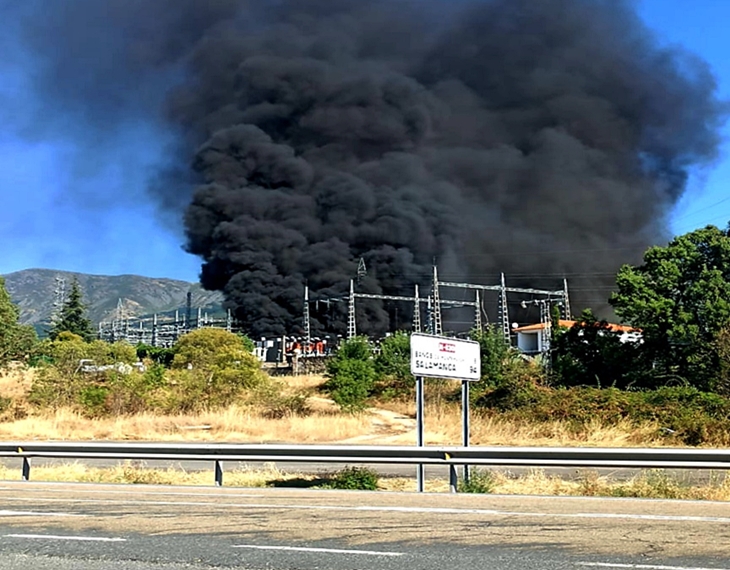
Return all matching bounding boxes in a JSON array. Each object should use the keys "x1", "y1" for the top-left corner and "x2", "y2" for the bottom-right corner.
[{"x1": 14, "y1": 0, "x2": 726, "y2": 336}]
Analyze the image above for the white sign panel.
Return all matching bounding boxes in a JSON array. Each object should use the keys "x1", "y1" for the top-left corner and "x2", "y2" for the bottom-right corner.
[{"x1": 410, "y1": 333, "x2": 481, "y2": 381}]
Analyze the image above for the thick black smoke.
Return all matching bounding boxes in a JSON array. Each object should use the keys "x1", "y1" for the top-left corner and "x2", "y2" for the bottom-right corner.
[{"x1": 14, "y1": 0, "x2": 726, "y2": 336}]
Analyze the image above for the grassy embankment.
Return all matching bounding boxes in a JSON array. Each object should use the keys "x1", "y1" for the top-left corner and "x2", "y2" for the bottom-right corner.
[
  {"x1": 0, "y1": 367, "x2": 663, "y2": 446},
  {"x1": 2, "y1": 367, "x2": 730, "y2": 499}
]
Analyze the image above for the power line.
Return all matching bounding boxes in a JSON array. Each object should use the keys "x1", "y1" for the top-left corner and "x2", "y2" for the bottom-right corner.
[{"x1": 673, "y1": 196, "x2": 730, "y2": 222}]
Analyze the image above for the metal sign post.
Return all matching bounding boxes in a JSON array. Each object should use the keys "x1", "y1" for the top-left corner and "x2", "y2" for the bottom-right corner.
[
  {"x1": 410, "y1": 333, "x2": 481, "y2": 493},
  {"x1": 462, "y1": 380, "x2": 470, "y2": 483},
  {"x1": 416, "y1": 375, "x2": 425, "y2": 492}
]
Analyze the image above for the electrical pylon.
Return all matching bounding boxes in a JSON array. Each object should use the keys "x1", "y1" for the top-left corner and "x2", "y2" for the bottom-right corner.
[
  {"x1": 474, "y1": 290, "x2": 482, "y2": 331},
  {"x1": 498, "y1": 273, "x2": 510, "y2": 344},
  {"x1": 562, "y1": 278, "x2": 572, "y2": 319},
  {"x1": 431, "y1": 265, "x2": 442, "y2": 336},
  {"x1": 413, "y1": 284, "x2": 421, "y2": 333},
  {"x1": 347, "y1": 279, "x2": 356, "y2": 339},
  {"x1": 303, "y1": 286, "x2": 311, "y2": 348}
]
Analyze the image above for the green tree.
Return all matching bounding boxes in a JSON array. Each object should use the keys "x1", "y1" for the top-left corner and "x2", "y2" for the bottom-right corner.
[
  {"x1": 610, "y1": 225, "x2": 730, "y2": 392},
  {"x1": 469, "y1": 326, "x2": 512, "y2": 387},
  {"x1": 324, "y1": 336, "x2": 376, "y2": 411},
  {"x1": 0, "y1": 277, "x2": 37, "y2": 365},
  {"x1": 171, "y1": 328, "x2": 264, "y2": 407},
  {"x1": 552, "y1": 309, "x2": 645, "y2": 389},
  {"x1": 374, "y1": 332, "x2": 412, "y2": 397},
  {"x1": 50, "y1": 278, "x2": 94, "y2": 342},
  {"x1": 716, "y1": 325, "x2": 730, "y2": 396}
]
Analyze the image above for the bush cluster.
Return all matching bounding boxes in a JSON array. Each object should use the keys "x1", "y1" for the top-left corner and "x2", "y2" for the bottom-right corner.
[
  {"x1": 477, "y1": 384, "x2": 730, "y2": 446},
  {"x1": 26, "y1": 329, "x2": 299, "y2": 418},
  {"x1": 326, "y1": 466, "x2": 380, "y2": 490},
  {"x1": 324, "y1": 332, "x2": 415, "y2": 411}
]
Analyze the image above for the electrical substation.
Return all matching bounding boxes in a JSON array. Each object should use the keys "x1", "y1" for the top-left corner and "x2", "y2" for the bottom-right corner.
[{"x1": 95, "y1": 266, "x2": 570, "y2": 366}]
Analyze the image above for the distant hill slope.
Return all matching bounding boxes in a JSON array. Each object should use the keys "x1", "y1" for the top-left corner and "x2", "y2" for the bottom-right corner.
[{"x1": 3, "y1": 269, "x2": 225, "y2": 328}]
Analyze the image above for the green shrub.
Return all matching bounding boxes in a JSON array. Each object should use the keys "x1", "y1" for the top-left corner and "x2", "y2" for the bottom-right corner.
[
  {"x1": 458, "y1": 469, "x2": 495, "y2": 494},
  {"x1": 325, "y1": 358, "x2": 376, "y2": 411},
  {"x1": 78, "y1": 385, "x2": 110, "y2": 418},
  {"x1": 470, "y1": 326, "x2": 514, "y2": 387},
  {"x1": 324, "y1": 337, "x2": 376, "y2": 412},
  {"x1": 610, "y1": 470, "x2": 685, "y2": 500},
  {"x1": 136, "y1": 344, "x2": 175, "y2": 367},
  {"x1": 328, "y1": 466, "x2": 379, "y2": 490},
  {"x1": 373, "y1": 332, "x2": 412, "y2": 399},
  {"x1": 29, "y1": 331, "x2": 266, "y2": 416},
  {"x1": 247, "y1": 378, "x2": 312, "y2": 419},
  {"x1": 475, "y1": 383, "x2": 730, "y2": 446}
]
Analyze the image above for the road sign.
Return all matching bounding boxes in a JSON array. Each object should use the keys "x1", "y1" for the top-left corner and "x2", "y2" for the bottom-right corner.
[{"x1": 410, "y1": 333, "x2": 481, "y2": 381}]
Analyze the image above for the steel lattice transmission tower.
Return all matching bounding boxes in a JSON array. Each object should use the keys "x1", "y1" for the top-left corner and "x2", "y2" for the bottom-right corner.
[
  {"x1": 303, "y1": 285, "x2": 311, "y2": 347},
  {"x1": 473, "y1": 290, "x2": 482, "y2": 331},
  {"x1": 540, "y1": 300, "x2": 552, "y2": 356},
  {"x1": 562, "y1": 278, "x2": 572, "y2": 319},
  {"x1": 347, "y1": 279, "x2": 356, "y2": 339},
  {"x1": 51, "y1": 276, "x2": 66, "y2": 325},
  {"x1": 498, "y1": 273, "x2": 510, "y2": 344},
  {"x1": 412, "y1": 284, "x2": 421, "y2": 333},
  {"x1": 431, "y1": 265, "x2": 442, "y2": 336},
  {"x1": 357, "y1": 257, "x2": 367, "y2": 284}
]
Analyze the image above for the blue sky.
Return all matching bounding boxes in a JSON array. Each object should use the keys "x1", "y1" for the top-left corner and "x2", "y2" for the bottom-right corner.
[
  {"x1": 1, "y1": 0, "x2": 729, "y2": 282},
  {"x1": 637, "y1": 0, "x2": 730, "y2": 237}
]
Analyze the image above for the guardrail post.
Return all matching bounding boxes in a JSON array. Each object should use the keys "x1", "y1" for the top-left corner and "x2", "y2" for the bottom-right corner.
[
  {"x1": 215, "y1": 460, "x2": 223, "y2": 486},
  {"x1": 449, "y1": 465, "x2": 458, "y2": 493},
  {"x1": 22, "y1": 457, "x2": 30, "y2": 481}
]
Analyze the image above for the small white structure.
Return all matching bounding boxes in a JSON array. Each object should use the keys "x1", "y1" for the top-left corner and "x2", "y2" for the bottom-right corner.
[{"x1": 513, "y1": 319, "x2": 640, "y2": 355}]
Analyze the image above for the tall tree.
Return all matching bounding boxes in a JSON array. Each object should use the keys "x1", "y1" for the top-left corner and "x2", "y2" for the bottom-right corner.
[
  {"x1": 51, "y1": 278, "x2": 95, "y2": 342},
  {"x1": 610, "y1": 225, "x2": 730, "y2": 392},
  {"x1": 552, "y1": 309, "x2": 645, "y2": 389},
  {"x1": 0, "y1": 277, "x2": 37, "y2": 365}
]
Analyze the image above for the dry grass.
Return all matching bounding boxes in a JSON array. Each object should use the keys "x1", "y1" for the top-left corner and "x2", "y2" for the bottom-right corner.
[
  {"x1": 383, "y1": 469, "x2": 730, "y2": 500},
  {"x1": 370, "y1": 399, "x2": 666, "y2": 448},
  {"x1": 0, "y1": 365, "x2": 33, "y2": 402},
  {"x1": 0, "y1": 462, "x2": 293, "y2": 487},
  {"x1": 0, "y1": 369, "x2": 678, "y2": 448},
  {"x1": 0, "y1": 406, "x2": 372, "y2": 443},
  {"x1": 4, "y1": 462, "x2": 730, "y2": 501},
  {"x1": 283, "y1": 373, "x2": 327, "y2": 390}
]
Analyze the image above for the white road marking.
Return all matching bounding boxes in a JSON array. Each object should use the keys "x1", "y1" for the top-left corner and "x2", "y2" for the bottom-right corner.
[
  {"x1": 4, "y1": 534, "x2": 125, "y2": 542},
  {"x1": 578, "y1": 563, "x2": 730, "y2": 570},
  {"x1": 4, "y1": 496, "x2": 730, "y2": 523},
  {"x1": 0, "y1": 510, "x2": 84, "y2": 517},
  {"x1": 233, "y1": 544, "x2": 402, "y2": 556}
]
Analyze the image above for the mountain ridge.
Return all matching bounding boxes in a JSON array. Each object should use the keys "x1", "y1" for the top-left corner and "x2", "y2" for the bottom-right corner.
[{"x1": 3, "y1": 268, "x2": 225, "y2": 328}]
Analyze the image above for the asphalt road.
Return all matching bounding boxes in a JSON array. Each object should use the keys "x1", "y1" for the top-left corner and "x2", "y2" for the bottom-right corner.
[{"x1": 1, "y1": 481, "x2": 730, "y2": 569}]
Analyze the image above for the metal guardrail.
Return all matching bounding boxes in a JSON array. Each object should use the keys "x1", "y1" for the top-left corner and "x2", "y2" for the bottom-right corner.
[{"x1": 2, "y1": 442, "x2": 729, "y2": 491}]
